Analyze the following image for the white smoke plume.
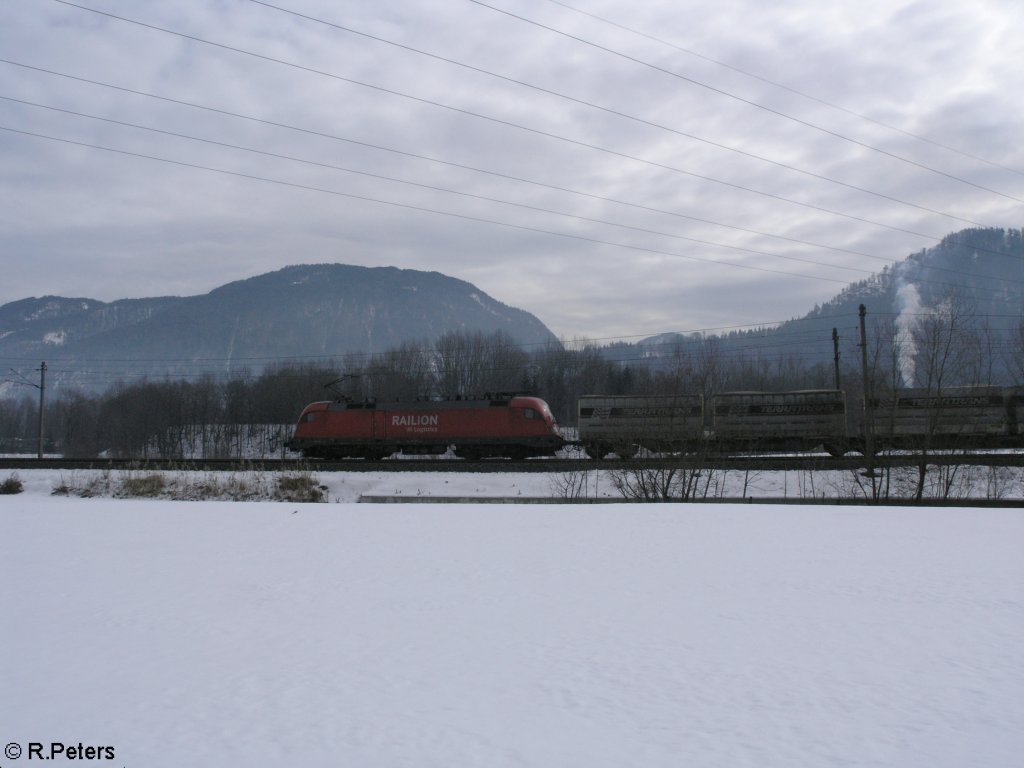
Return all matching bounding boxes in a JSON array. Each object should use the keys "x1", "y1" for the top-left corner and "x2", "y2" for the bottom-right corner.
[{"x1": 895, "y1": 276, "x2": 924, "y2": 386}]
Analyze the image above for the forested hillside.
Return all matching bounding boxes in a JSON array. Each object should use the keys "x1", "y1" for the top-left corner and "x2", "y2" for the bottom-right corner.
[{"x1": 0, "y1": 264, "x2": 558, "y2": 396}]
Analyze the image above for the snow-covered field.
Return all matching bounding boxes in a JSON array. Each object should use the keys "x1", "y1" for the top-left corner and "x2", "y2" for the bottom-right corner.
[{"x1": 3, "y1": 488, "x2": 1022, "y2": 767}]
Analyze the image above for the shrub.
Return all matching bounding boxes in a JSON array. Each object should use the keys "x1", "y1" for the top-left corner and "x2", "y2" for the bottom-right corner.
[
  {"x1": 0, "y1": 474, "x2": 24, "y2": 494},
  {"x1": 275, "y1": 473, "x2": 326, "y2": 503},
  {"x1": 116, "y1": 474, "x2": 167, "y2": 498},
  {"x1": 51, "y1": 471, "x2": 113, "y2": 498}
]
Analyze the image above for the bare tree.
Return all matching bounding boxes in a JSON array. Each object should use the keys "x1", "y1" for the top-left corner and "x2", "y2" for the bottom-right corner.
[
  {"x1": 1005, "y1": 318, "x2": 1024, "y2": 383},
  {"x1": 434, "y1": 330, "x2": 528, "y2": 398},
  {"x1": 363, "y1": 341, "x2": 435, "y2": 401},
  {"x1": 548, "y1": 468, "x2": 592, "y2": 500},
  {"x1": 904, "y1": 294, "x2": 984, "y2": 500},
  {"x1": 609, "y1": 461, "x2": 715, "y2": 502},
  {"x1": 909, "y1": 294, "x2": 978, "y2": 392}
]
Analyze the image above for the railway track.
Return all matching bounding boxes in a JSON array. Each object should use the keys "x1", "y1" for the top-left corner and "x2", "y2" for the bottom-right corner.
[{"x1": 3, "y1": 453, "x2": 1024, "y2": 473}]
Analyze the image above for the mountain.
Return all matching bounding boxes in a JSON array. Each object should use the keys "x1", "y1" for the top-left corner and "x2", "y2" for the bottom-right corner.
[
  {"x1": 634, "y1": 227, "x2": 1024, "y2": 380},
  {"x1": 789, "y1": 227, "x2": 1023, "y2": 336},
  {"x1": 0, "y1": 264, "x2": 560, "y2": 394}
]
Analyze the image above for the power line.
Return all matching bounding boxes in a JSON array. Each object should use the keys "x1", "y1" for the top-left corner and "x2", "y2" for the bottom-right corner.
[
  {"x1": 9, "y1": 93, "x2": 1022, "y2": 291},
  {"x1": 0, "y1": 95, "x2": 884, "y2": 278},
  {"x1": 17, "y1": 334, "x2": 1024, "y2": 394},
  {"x1": 10, "y1": 329, "x2": 1023, "y2": 387},
  {"x1": 7, "y1": 6, "x2": 1021, "y2": 330},
  {"x1": 0, "y1": 58, "x2": 954, "y2": 251},
  {"x1": 468, "y1": 0, "x2": 1024, "y2": 204},
  {"x1": 43, "y1": 2, "x2": 997, "y2": 230},
  {"x1": 4, "y1": 310, "x2": 1020, "y2": 372},
  {"x1": 540, "y1": 0, "x2": 1024, "y2": 180},
  {"x1": 5, "y1": 61, "x2": 1012, "y2": 279},
  {"x1": 9, "y1": 121, "x2": 1022, "y2": 301},
  {"x1": 0, "y1": 314, "x2": 872, "y2": 369},
  {"x1": 0, "y1": 124, "x2": 864, "y2": 286},
  {"x1": 245, "y1": 0, "x2": 1001, "y2": 223}
]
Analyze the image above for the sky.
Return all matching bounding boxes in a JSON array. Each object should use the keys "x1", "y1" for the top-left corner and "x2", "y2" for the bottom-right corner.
[{"x1": 1, "y1": 0, "x2": 1022, "y2": 342}]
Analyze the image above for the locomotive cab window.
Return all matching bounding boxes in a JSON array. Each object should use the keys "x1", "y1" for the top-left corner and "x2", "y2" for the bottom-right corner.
[
  {"x1": 524, "y1": 407, "x2": 539, "y2": 419},
  {"x1": 305, "y1": 413, "x2": 317, "y2": 423}
]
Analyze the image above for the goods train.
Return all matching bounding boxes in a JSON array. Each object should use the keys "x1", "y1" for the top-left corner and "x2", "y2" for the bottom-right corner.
[
  {"x1": 288, "y1": 386, "x2": 1024, "y2": 460},
  {"x1": 287, "y1": 394, "x2": 564, "y2": 459},
  {"x1": 578, "y1": 386, "x2": 1024, "y2": 457}
]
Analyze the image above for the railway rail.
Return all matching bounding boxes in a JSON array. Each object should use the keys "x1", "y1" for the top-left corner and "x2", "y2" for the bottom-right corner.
[{"x1": 4, "y1": 452, "x2": 1024, "y2": 473}]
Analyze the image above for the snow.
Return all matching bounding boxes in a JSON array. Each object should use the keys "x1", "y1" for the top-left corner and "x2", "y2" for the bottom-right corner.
[
  {"x1": 2, "y1": 481, "x2": 1023, "y2": 766},
  {"x1": 9, "y1": 460, "x2": 1024, "y2": 503}
]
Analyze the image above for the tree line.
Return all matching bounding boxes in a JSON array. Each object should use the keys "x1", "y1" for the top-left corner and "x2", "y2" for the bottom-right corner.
[{"x1": 2, "y1": 303, "x2": 1022, "y2": 459}]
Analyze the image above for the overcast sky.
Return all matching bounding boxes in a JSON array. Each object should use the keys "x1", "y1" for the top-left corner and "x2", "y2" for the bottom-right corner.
[{"x1": 2, "y1": 0, "x2": 1022, "y2": 342}]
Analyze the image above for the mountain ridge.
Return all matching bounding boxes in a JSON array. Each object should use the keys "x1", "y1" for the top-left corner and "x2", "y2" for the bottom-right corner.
[
  {"x1": 0, "y1": 264, "x2": 559, "y2": 394},
  {"x1": 631, "y1": 227, "x2": 1024, "y2": 384}
]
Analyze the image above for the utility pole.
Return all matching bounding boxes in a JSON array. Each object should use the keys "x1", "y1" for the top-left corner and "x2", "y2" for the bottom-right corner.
[
  {"x1": 858, "y1": 306, "x2": 875, "y2": 480},
  {"x1": 37, "y1": 361, "x2": 46, "y2": 459},
  {"x1": 832, "y1": 328, "x2": 841, "y2": 390}
]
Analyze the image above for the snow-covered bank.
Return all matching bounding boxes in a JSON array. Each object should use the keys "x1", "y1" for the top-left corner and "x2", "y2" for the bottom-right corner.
[
  {"x1": 3, "y1": 499, "x2": 1022, "y2": 767},
  {"x1": 4, "y1": 462, "x2": 1024, "y2": 503}
]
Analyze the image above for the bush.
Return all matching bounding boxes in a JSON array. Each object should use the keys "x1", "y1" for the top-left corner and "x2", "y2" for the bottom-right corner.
[
  {"x1": 51, "y1": 471, "x2": 113, "y2": 498},
  {"x1": 48, "y1": 469, "x2": 326, "y2": 502},
  {"x1": 116, "y1": 474, "x2": 167, "y2": 498},
  {"x1": 275, "y1": 473, "x2": 326, "y2": 503},
  {"x1": 0, "y1": 474, "x2": 24, "y2": 494}
]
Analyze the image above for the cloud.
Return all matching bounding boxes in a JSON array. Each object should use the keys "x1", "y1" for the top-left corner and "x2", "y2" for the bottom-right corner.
[{"x1": 1, "y1": 0, "x2": 1021, "y2": 341}]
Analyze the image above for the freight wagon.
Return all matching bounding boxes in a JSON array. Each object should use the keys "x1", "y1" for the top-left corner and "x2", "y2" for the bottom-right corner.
[
  {"x1": 577, "y1": 394, "x2": 704, "y2": 458},
  {"x1": 869, "y1": 386, "x2": 1022, "y2": 448},
  {"x1": 711, "y1": 390, "x2": 847, "y2": 454},
  {"x1": 577, "y1": 390, "x2": 847, "y2": 456}
]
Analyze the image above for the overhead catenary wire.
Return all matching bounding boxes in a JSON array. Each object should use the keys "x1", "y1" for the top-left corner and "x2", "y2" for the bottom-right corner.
[
  {"x1": 6, "y1": 92, "x2": 1022, "y2": 292},
  {"x1": 3, "y1": 310, "x2": 1020, "y2": 376},
  {"x1": 7, "y1": 123, "x2": 1023, "y2": 302},
  {"x1": 42, "y1": 1, "x2": 1002, "y2": 231},
  {"x1": 14, "y1": 336, "x2": 1024, "y2": 392},
  {"x1": 244, "y1": 0, "x2": 1014, "y2": 221},
  {"x1": 25, "y1": 6, "x2": 1023, "y2": 274},
  {"x1": 540, "y1": 0, "x2": 1024, "y2": 179},
  {"x1": 6, "y1": 57, "x2": 1021, "y2": 282},
  {"x1": 468, "y1": 0, "x2": 1024, "y2": 203},
  {"x1": 9, "y1": 329, "x2": 1022, "y2": 389},
  {"x1": 0, "y1": 57, "x2": 963, "y2": 252},
  {"x1": 0, "y1": 124, "x2": 870, "y2": 287},
  {"x1": 0, "y1": 95, "x2": 878, "y2": 278},
  {"x1": 2, "y1": 3, "x2": 1015, "y2": 350}
]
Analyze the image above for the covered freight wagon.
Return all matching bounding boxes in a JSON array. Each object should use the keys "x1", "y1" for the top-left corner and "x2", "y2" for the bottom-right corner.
[
  {"x1": 577, "y1": 394, "x2": 704, "y2": 457},
  {"x1": 869, "y1": 386, "x2": 1021, "y2": 448},
  {"x1": 711, "y1": 390, "x2": 847, "y2": 454}
]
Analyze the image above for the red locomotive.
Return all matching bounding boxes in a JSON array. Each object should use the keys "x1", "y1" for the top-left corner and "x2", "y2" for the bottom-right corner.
[{"x1": 288, "y1": 394, "x2": 565, "y2": 459}]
